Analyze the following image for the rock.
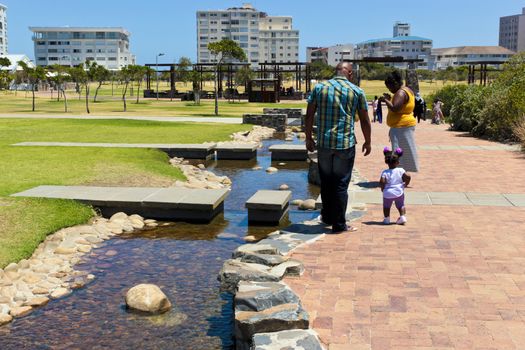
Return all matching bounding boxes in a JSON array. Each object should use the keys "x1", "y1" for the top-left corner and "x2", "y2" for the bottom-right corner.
[
  {"x1": 240, "y1": 253, "x2": 288, "y2": 267},
  {"x1": 290, "y1": 199, "x2": 303, "y2": 206},
  {"x1": 110, "y1": 212, "x2": 128, "y2": 221},
  {"x1": 279, "y1": 184, "x2": 289, "y2": 191},
  {"x1": 252, "y1": 166, "x2": 262, "y2": 171},
  {"x1": 24, "y1": 297, "x2": 49, "y2": 307},
  {"x1": 75, "y1": 238, "x2": 91, "y2": 245},
  {"x1": 222, "y1": 178, "x2": 232, "y2": 185},
  {"x1": 197, "y1": 164, "x2": 206, "y2": 170},
  {"x1": 130, "y1": 218, "x2": 145, "y2": 229},
  {"x1": 54, "y1": 246, "x2": 77, "y2": 255},
  {"x1": 266, "y1": 167, "x2": 278, "y2": 173},
  {"x1": 217, "y1": 233, "x2": 238, "y2": 240},
  {"x1": 235, "y1": 281, "x2": 301, "y2": 312},
  {"x1": 22, "y1": 273, "x2": 42, "y2": 285},
  {"x1": 32, "y1": 287, "x2": 49, "y2": 295},
  {"x1": 125, "y1": 284, "x2": 171, "y2": 314},
  {"x1": 4, "y1": 271, "x2": 19, "y2": 281},
  {"x1": 269, "y1": 260, "x2": 305, "y2": 278},
  {"x1": 10, "y1": 306, "x2": 33, "y2": 318},
  {"x1": 84, "y1": 236, "x2": 103, "y2": 244},
  {"x1": 0, "y1": 314, "x2": 13, "y2": 325},
  {"x1": 77, "y1": 245, "x2": 92, "y2": 253},
  {"x1": 233, "y1": 244, "x2": 279, "y2": 259},
  {"x1": 252, "y1": 329, "x2": 323, "y2": 350},
  {"x1": 4, "y1": 263, "x2": 18, "y2": 272},
  {"x1": 146, "y1": 222, "x2": 159, "y2": 228},
  {"x1": 144, "y1": 219, "x2": 157, "y2": 224},
  {"x1": 18, "y1": 259, "x2": 30, "y2": 269},
  {"x1": 105, "y1": 250, "x2": 118, "y2": 257},
  {"x1": 278, "y1": 163, "x2": 286, "y2": 166},
  {"x1": 298, "y1": 199, "x2": 316, "y2": 210},
  {"x1": 0, "y1": 296, "x2": 11, "y2": 304},
  {"x1": 243, "y1": 236, "x2": 257, "y2": 243},
  {"x1": 33, "y1": 264, "x2": 52, "y2": 274},
  {"x1": 218, "y1": 260, "x2": 281, "y2": 293},
  {"x1": 235, "y1": 303, "x2": 309, "y2": 347},
  {"x1": 87, "y1": 274, "x2": 96, "y2": 281},
  {"x1": 50, "y1": 288, "x2": 70, "y2": 299}
]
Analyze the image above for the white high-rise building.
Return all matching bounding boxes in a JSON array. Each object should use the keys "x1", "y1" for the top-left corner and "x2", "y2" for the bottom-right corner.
[
  {"x1": 29, "y1": 27, "x2": 135, "y2": 70},
  {"x1": 196, "y1": 3, "x2": 299, "y2": 67},
  {"x1": 499, "y1": 8, "x2": 525, "y2": 52},
  {"x1": 306, "y1": 44, "x2": 354, "y2": 66},
  {"x1": 0, "y1": 3, "x2": 7, "y2": 55},
  {"x1": 393, "y1": 22, "x2": 410, "y2": 37}
]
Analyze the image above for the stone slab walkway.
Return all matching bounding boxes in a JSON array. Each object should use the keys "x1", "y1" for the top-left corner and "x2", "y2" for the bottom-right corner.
[
  {"x1": 11, "y1": 185, "x2": 229, "y2": 221},
  {"x1": 284, "y1": 121, "x2": 525, "y2": 349}
]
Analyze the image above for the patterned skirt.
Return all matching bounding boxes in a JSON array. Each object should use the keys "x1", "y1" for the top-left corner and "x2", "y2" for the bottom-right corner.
[{"x1": 389, "y1": 126, "x2": 419, "y2": 172}]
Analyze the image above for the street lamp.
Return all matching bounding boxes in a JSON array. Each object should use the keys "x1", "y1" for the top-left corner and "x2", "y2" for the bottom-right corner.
[{"x1": 156, "y1": 53, "x2": 165, "y2": 100}]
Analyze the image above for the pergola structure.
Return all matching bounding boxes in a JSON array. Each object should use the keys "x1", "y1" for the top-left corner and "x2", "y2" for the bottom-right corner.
[
  {"x1": 144, "y1": 62, "x2": 251, "y2": 98},
  {"x1": 343, "y1": 57, "x2": 425, "y2": 93},
  {"x1": 467, "y1": 61, "x2": 505, "y2": 86},
  {"x1": 258, "y1": 62, "x2": 312, "y2": 98}
]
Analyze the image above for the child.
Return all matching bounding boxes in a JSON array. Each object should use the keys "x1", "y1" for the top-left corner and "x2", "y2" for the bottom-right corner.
[
  {"x1": 380, "y1": 147, "x2": 411, "y2": 225},
  {"x1": 372, "y1": 96, "x2": 378, "y2": 122}
]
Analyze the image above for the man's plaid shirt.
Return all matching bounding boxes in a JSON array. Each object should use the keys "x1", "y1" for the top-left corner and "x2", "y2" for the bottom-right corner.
[{"x1": 307, "y1": 76, "x2": 367, "y2": 150}]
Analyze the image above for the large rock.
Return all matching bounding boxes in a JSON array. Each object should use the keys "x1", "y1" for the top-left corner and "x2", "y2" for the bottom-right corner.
[
  {"x1": 233, "y1": 244, "x2": 279, "y2": 259},
  {"x1": 235, "y1": 281, "x2": 301, "y2": 312},
  {"x1": 298, "y1": 199, "x2": 316, "y2": 210},
  {"x1": 219, "y1": 260, "x2": 281, "y2": 293},
  {"x1": 252, "y1": 329, "x2": 324, "y2": 350},
  {"x1": 10, "y1": 306, "x2": 33, "y2": 318},
  {"x1": 125, "y1": 284, "x2": 171, "y2": 314},
  {"x1": 240, "y1": 253, "x2": 288, "y2": 267},
  {"x1": 0, "y1": 313, "x2": 13, "y2": 326},
  {"x1": 235, "y1": 303, "x2": 309, "y2": 349}
]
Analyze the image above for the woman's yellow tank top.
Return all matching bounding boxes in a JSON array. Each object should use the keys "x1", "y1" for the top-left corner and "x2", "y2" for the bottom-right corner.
[{"x1": 387, "y1": 87, "x2": 416, "y2": 128}]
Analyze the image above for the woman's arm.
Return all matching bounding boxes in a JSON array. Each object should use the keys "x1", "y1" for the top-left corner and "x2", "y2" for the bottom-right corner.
[{"x1": 383, "y1": 89, "x2": 408, "y2": 112}]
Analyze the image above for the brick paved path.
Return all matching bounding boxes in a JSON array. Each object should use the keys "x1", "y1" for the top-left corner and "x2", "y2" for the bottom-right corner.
[{"x1": 285, "y1": 121, "x2": 525, "y2": 349}]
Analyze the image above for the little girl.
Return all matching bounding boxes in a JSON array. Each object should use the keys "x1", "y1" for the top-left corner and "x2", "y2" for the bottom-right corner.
[{"x1": 380, "y1": 147, "x2": 411, "y2": 225}]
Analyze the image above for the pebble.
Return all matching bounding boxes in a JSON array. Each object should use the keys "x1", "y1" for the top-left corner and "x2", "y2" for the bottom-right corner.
[
  {"x1": 299, "y1": 199, "x2": 317, "y2": 210},
  {"x1": 252, "y1": 166, "x2": 262, "y2": 171},
  {"x1": 197, "y1": 164, "x2": 206, "y2": 169},
  {"x1": 10, "y1": 306, "x2": 33, "y2": 318},
  {"x1": 24, "y1": 296, "x2": 49, "y2": 307},
  {"x1": 243, "y1": 236, "x2": 257, "y2": 243},
  {"x1": 278, "y1": 162, "x2": 286, "y2": 166},
  {"x1": 266, "y1": 167, "x2": 278, "y2": 173},
  {"x1": 0, "y1": 314, "x2": 13, "y2": 325},
  {"x1": 291, "y1": 199, "x2": 304, "y2": 206},
  {"x1": 279, "y1": 184, "x2": 290, "y2": 191},
  {"x1": 105, "y1": 250, "x2": 118, "y2": 257},
  {"x1": 50, "y1": 288, "x2": 70, "y2": 300}
]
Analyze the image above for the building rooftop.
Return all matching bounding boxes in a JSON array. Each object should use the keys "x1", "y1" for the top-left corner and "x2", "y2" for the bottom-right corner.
[
  {"x1": 358, "y1": 36, "x2": 432, "y2": 45},
  {"x1": 432, "y1": 46, "x2": 515, "y2": 55},
  {"x1": 0, "y1": 54, "x2": 34, "y2": 71},
  {"x1": 29, "y1": 27, "x2": 131, "y2": 36}
]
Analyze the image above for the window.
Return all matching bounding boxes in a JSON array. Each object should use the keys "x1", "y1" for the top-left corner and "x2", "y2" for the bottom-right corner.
[
  {"x1": 48, "y1": 49, "x2": 58, "y2": 53},
  {"x1": 73, "y1": 49, "x2": 81, "y2": 53},
  {"x1": 86, "y1": 49, "x2": 93, "y2": 53},
  {"x1": 108, "y1": 57, "x2": 117, "y2": 61}
]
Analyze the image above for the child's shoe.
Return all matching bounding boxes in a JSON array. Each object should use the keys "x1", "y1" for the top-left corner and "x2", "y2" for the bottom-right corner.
[
  {"x1": 382, "y1": 217, "x2": 390, "y2": 225},
  {"x1": 396, "y1": 216, "x2": 407, "y2": 225}
]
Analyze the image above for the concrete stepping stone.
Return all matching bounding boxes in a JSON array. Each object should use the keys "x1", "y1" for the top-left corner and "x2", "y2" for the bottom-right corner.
[
  {"x1": 252, "y1": 329, "x2": 323, "y2": 350},
  {"x1": 11, "y1": 185, "x2": 229, "y2": 222},
  {"x1": 216, "y1": 143, "x2": 258, "y2": 160},
  {"x1": 246, "y1": 190, "x2": 291, "y2": 224},
  {"x1": 269, "y1": 144, "x2": 308, "y2": 161}
]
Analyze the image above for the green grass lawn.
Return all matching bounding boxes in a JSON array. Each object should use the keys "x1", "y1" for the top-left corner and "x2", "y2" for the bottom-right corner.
[{"x1": 0, "y1": 118, "x2": 249, "y2": 268}]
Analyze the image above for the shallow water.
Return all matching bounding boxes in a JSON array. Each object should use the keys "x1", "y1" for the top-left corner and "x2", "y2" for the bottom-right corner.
[{"x1": 0, "y1": 137, "x2": 319, "y2": 349}]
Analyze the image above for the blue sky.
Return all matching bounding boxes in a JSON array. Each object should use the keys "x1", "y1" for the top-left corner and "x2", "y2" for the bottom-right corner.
[{"x1": 3, "y1": 0, "x2": 524, "y2": 64}]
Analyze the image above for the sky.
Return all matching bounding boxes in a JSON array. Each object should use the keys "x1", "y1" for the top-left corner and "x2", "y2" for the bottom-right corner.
[{"x1": 2, "y1": 0, "x2": 524, "y2": 64}]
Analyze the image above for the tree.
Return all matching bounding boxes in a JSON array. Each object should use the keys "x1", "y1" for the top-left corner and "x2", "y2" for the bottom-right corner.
[
  {"x1": 48, "y1": 64, "x2": 70, "y2": 112},
  {"x1": 233, "y1": 65, "x2": 254, "y2": 102},
  {"x1": 68, "y1": 64, "x2": 86, "y2": 101},
  {"x1": 92, "y1": 64, "x2": 110, "y2": 102},
  {"x1": 207, "y1": 39, "x2": 247, "y2": 115},
  {"x1": 0, "y1": 57, "x2": 11, "y2": 90},
  {"x1": 177, "y1": 57, "x2": 193, "y2": 87},
  {"x1": 309, "y1": 61, "x2": 334, "y2": 80},
  {"x1": 18, "y1": 61, "x2": 46, "y2": 112},
  {"x1": 119, "y1": 66, "x2": 133, "y2": 112},
  {"x1": 128, "y1": 65, "x2": 149, "y2": 104}
]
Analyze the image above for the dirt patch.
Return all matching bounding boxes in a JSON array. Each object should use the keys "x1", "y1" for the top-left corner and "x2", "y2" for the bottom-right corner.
[{"x1": 80, "y1": 164, "x2": 176, "y2": 188}]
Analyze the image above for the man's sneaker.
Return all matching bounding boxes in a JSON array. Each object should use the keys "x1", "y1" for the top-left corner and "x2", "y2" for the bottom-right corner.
[
  {"x1": 396, "y1": 216, "x2": 407, "y2": 225},
  {"x1": 383, "y1": 217, "x2": 390, "y2": 225}
]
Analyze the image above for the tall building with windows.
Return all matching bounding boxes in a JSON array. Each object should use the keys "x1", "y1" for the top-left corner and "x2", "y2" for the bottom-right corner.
[
  {"x1": 29, "y1": 27, "x2": 135, "y2": 70},
  {"x1": 196, "y1": 3, "x2": 299, "y2": 67},
  {"x1": 0, "y1": 3, "x2": 7, "y2": 55},
  {"x1": 306, "y1": 44, "x2": 354, "y2": 66},
  {"x1": 499, "y1": 8, "x2": 525, "y2": 52},
  {"x1": 354, "y1": 22, "x2": 432, "y2": 69}
]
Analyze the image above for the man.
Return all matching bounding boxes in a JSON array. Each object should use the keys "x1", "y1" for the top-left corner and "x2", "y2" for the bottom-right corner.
[{"x1": 305, "y1": 62, "x2": 372, "y2": 233}]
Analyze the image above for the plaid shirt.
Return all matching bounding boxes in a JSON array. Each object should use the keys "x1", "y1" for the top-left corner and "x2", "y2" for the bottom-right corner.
[{"x1": 307, "y1": 76, "x2": 367, "y2": 150}]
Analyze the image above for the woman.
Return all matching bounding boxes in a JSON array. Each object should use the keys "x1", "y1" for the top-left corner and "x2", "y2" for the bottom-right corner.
[{"x1": 379, "y1": 71, "x2": 419, "y2": 172}]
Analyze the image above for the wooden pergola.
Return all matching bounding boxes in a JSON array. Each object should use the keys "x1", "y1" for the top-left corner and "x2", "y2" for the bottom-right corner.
[
  {"x1": 258, "y1": 62, "x2": 312, "y2": 96},
  {"x1": 466, "y1": 61, "x2": 506, "y2": 86}
]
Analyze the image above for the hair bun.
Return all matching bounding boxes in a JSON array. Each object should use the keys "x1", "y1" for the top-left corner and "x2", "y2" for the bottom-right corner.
[
  {"x1": 395, "y1": 147, "x2": 403, "y2": 156},
  {"x1": 383, "y1": 146, "x2": 391, "y2": 154}
]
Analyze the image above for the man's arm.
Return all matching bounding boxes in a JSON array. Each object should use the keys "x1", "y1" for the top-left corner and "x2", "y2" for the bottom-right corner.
[
  {"x1": 357, "y1": 107, "x2": 372, "y2": 156},
  {"x1": 305, "y1": 101, "x2": 316, "y2": 152}
]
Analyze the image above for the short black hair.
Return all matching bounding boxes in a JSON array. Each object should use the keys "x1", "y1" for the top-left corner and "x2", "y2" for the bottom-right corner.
[{"x1": 385, "y1": 70, "x2": 403, "y2": 87}]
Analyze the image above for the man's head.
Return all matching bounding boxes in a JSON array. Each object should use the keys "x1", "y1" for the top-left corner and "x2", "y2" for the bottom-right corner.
[{"x1": 335, "y1": 62, "x2": 353, "y2": 80}]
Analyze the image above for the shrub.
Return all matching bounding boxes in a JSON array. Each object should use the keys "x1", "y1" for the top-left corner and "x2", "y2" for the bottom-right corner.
[
  {"x1": 426, "y1": 84, "x2": 467, "y2": 118},
  {"x1": 448, "y1": 85, "x2": 487, "y2": 132}
]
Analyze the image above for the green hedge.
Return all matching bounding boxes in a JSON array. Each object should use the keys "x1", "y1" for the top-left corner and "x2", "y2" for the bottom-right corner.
[{"x1": 427, "y1": 53, "x2": 525, "y2": 143}]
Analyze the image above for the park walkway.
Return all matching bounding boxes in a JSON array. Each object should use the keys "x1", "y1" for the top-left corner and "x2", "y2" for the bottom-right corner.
[
  {"x1": 0, "y1": 114, "x2": 242, "y2": 124},
  {"x1": 284, "y1": 121, "x2": 525, "y2": 350}
]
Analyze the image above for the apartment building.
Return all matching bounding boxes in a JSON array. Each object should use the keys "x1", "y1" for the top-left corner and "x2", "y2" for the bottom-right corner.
[
  {"x1": 0, "y1": 3, "x2": 7, "y2": 55},
  {"x1": 354, "y1": 23, "x2": 433, "y2": 69},
  {"x1": 306, "y1": 44, "x2": 354, "y2": 66},
  {"x1": 429, "y1": 46, "x2": 514, "y2": 70},
  {"x1": 29, "y1": 27, "x2": 135, "y2": 70},
  {"x1": 196, "y1": 3, "x2": 299, "y2": 67},
  {"x1": 499, "y1": 7, "x2": 525, "y2": 52}
]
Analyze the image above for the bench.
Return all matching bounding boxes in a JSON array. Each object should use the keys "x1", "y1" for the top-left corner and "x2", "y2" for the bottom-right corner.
[{"x1": 245, "y1": 190, "x2": 291, "y2": 224}]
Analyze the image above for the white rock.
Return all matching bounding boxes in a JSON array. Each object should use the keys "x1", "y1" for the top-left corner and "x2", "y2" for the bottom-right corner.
[
  {"x1": 0, "y1": 313, "x2": 13, "y2": 325},
  {"x1": 266, "y1": 167, "x2": 278, "y2": 173},
  {"x1": 110, "y1": 212, "x2": 128, "y2": 221},
  {"x1": 50, "y1": 288, "x2": 70, "y2": 299},
  {"x1": 10, "y1": 306, "x2": 32, "y2": 318},
  {"x1": 291, "y1": 199, "x2": 304, "y2": 206},
  {"x1": 299, "y1": 199, "x2": 316, "y2": 210},
  {"x1": 243, "y1": 236, "x2": 257, "y2": 243},
  {"x1": 279, "y1": 184, "x2": 290, "y2": 191},
  {"x1": 125, "y1": 284, "x2": 172, "y2": 314},
  {"x1": 4, "y1": 263, "x2": 18, "y2": 272}
]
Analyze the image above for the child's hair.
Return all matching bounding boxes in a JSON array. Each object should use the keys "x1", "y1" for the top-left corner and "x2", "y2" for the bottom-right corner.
[
  {"x1": 374, "y1": 95, "x2": 378, "y2": 100},
  {"x1": 383, "y1": 147, "x2": 403, "y2": 167}
]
